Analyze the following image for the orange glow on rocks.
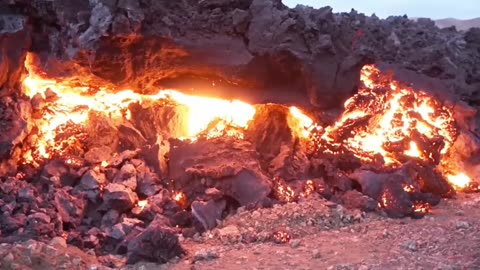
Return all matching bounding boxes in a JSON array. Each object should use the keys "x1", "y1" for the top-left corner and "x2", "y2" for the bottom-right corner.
[{"x1": 446, "y1": 173, "x2": 472, "y2": 191}]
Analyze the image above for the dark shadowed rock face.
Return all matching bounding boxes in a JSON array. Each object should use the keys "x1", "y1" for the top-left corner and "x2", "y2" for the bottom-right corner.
[
  {"x1": 3, "y1": 0, "x2": 480, "y2": 109},
  {"x1": 126, "y1": 219, "x2": 185, "y2": 264},
  {"x1": 0, "y1": 13, "x2": 31, "y2": 97}
]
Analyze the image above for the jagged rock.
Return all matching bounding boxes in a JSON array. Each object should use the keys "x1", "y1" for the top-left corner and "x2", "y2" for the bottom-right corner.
[
  {"x1": 84, "y1": 145, "x2": 113, "y2": 164},
  {"x1": 169, "y1": 137, "x2": 271, "y2": 206},
  {"x1": 126, "y1": 219, "x2": 185, "y2": 264},
  {"x1": 54, "y1": 189, "x2": 86, "y2": 228},
  {"x1": 0, "y1": 14, "x2": 31, "y2": 96},
  {"x1": 136, "y1": 172, "x2": 162, "y2": 197},
  {"x1": 0, "y1": 98, "x2": 31, "y2": 162},
  {"x1": 103, "y1": 183, "x2": 138, "y2": 212},
  {"x1": 101, "y1": 209, "x2": 121, "y2": 228},
  {"x1": 113, "y1": 163, "x2": 137, "y2": 190},
  {"x1": 74, "y1": 169, "x2": 107, "y2": 202},
  {"x1": 191, "y1": 200, "x2": 226, "y2": 231}
]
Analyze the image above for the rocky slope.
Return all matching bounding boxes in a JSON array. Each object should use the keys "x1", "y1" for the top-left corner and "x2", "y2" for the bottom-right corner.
[{"x1": 1, "y1": 0, "x2": 480, "y2": 110}]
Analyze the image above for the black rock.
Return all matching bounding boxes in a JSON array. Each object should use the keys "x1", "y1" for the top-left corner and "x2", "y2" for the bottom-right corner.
[
  {"x1": 74, "y1": 169, "x2": 107, "y2": 202},
  {"x1": 17, "y1": 187, "x2": 35, "y2": 203},
  {"x1": 136, "y1": 172, "x2": 161, "y2": 198},
  {"x1": 103, "y1": 183, "x2": 138, "y2": 212},
  {"x1": 191, "y1": 199, "x2": 226, "y2": 231},
  {"x1": 0, "y1": 213, "x2": 27, "y2": 234},
  {"x1": 54, "y1": 189, "x2": 86, "y2": 228},
  {"x1": 126, "y1": 219, "x2": 185, "y2": 264},
  {"x1": 101, "y1": 209, "x2": 121, "y2": 228}
]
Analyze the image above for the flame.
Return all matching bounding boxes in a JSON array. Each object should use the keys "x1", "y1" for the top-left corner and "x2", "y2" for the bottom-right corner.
[
  {"x1": 274, "y1": 182, "x2": 296, "y2": 202},
  {"x1": 300, "y1": 180, "x2": 315, "y2": 198},
  {"x1": 317, "y1": 65, "x2": 456, "y2": 166},
  {"x1": 402, "y1": 184, "x2": 415, "y2": 193},
  {"x1": 289, "y1": 107, "x2": 321, "y2": 138},
  {"x1": 413, "y1": 202, "x2": 431, "y2": 213},
  {"x1": 173, "y1": 191, "x2": 189, "y2": 209},
  {"x1": 446, "y1": 173, "x2": 471, "y2": 190},
  {"x1": 404, "y1": 141, "x2": 421, "y2": 158},
  {"x1": 137, "y1": 200, "x2": 148, "y2": 210},
  {"x1": 20, "y1": 54, "x2": 470, "y2": 197},
  {"x1": 21, "y1": 53, "x2": 257, "y2": 164}
]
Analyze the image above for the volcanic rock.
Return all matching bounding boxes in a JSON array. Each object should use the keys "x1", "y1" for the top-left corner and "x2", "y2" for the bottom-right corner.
[
  {"x1": 41, "y1": 159, "x2": 81, "y2": 187},
  {"x1": 74, "y1": 169, "x2": 106, "y2": 202},
  {"x1": 216, "y1": 169, "x2": 272, "y2": 206},
  {"x1": 191, "y1": 199, "x2": 226, "y2": 231},
  {"x1": 103, "y1": 183, "x2": 138, "y2": 212},
  {"x1": 0, "y1": 14, "x2": 30, "y2": 96},
  {"x1": 0, "y1": 98, "x2": 31, "y2": 165},
  {"x1": 0, "y1": 213, "x2": 27, "y2": 234},
  {"x1": 26, "y1": 212, "x2": 55, "y2": 236},
  {"x1": 113, "y1": 163, "x2": 138, "y2": 190},
  {"x1": 136, "y1": 172, "x2": 162, "y2": 197},
  {"x1": 84, "y1": 145, "x2": 113, "y2": 164},
  {"x1": 54, "y1": 189, "x2": 86, "y2": 228},
  {"x1": 101, "y1": 209, "x2": 121, "y2": 228},
  {"x1": 126, "y1": 219, "x2": 185, "y2": 264},
  {"x1": 169, "y1": 137, "x2": 271, "y2": 206},
  {"x1": 340, "y1": 190, "x2": 377, "y2": 211}
]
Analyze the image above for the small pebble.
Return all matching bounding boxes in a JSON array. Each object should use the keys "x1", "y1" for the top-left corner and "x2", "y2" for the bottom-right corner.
[
  {"x1": 402, "y1": 240, "x2": 418, "y2": 251},
  {"x1": 455, "y1": 221, "x2": 471, "y2": 230},
  {"x1": 290, "y1": 239, "x2": 301, "y2": 248}
]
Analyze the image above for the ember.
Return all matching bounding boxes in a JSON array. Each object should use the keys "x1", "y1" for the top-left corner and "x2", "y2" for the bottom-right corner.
[
  {"x1": 272, "y1": 230, "x2": 291, "y2": 244},
  {"x1": 318, "y1": 65, "x2": 457, "y2": 166},
  {"x1": 137, "y1": 200, "x2": 148, "y2": 210},
  {"x1": 446, "y1": 173, "x2": 472, "y2": 190},
  {"x1": 413, "y1": 202, "x2": 431, "y2": 214}
]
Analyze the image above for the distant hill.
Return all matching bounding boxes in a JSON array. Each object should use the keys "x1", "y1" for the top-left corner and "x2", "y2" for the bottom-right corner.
[{"x1": 434, "y1": 18, "x2": 480, "y2": 31}]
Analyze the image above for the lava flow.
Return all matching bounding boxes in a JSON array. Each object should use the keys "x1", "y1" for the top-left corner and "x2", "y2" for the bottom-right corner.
[
  {"x1": 319, "y1": 64, "x2": 457, "y2": 166},
  {"x1": 20, "y1": 53, "x2": 475, "y2": 192},
  {"x1": 21, "y1": 53, "x2": 260, "y2": 165}
]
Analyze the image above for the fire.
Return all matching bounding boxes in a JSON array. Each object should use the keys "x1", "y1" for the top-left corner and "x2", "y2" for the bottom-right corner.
[
  {"x1": 404, "y1": 141, "x2": 421, "y2": 158},
  {"x1": 402, "y1": 184, "x2": 415, "y2": 193},
  {"x1": 446, "y1": 173, "x2": 472, "y2": 190},
  {"x1": 274, "y1": 182, "x2": 296, "y2": 202},
  {"x1": 413, "y1": 202, "x2": 431, "y2": 214},
  {"x1": 173, "y1": 191, "x2": 188, "y2": 209},
  {"x1": 272, "y1": 230, "x2": 291, "y2": 244},
  {"x1": 300, "y1": 180, "x2": 315, "y2": 198},
  {"x1": 137, "y1": 200, "x2": 148, "y2": 210},
  {"x1": 319, "y1": 65, "x2": 456, "y2": 166},
  {"x1": 19, "y1": 53, "x2": 472, "y2": 199},
  {"x1": 21, "y1": 53, "x2": 257, "y2": 164},
  {"x1": 289, "y1": 107, "x2": 321, "y2": 138}
]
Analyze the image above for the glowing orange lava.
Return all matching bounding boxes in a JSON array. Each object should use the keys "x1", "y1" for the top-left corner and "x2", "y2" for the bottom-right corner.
[
  {"x1": 413, "y1": 202, "x2": 431, "y2": 213},
  {"x1": 137, "y1": 200, "x2": 148, "y2": 210},
  {"x1": 320, "y1": 64, "x2": 457, "y2": 166},
  {"x1": 20, "y1": 53, "x2": 474, "y2": 197},
  {"x1": 446, "y1": 173, "x2": 472, "y2": 190}
]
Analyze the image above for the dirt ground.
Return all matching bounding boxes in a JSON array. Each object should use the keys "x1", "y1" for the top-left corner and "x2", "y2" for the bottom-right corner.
[
  {"x1": 2, "y1": 194, "x2": 480, "y2": 270},
  {"x1": 132, "y1": 193, "x2": 480, "y2": 270}
]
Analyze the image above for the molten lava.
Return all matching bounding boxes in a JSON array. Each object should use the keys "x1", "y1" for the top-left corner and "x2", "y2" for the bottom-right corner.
[
  {"x1": 446, "y1": 173, "x2": 472, "y2": 191},
  {"x1": 319, "y1": 64, "x2": 457, "y2": 166},
  {"x1": 20, "y1": 53, "x2": 475, "y2": 196},
  {"x1": 21, "y1": 53, "x2": 260, "y2": 164}
]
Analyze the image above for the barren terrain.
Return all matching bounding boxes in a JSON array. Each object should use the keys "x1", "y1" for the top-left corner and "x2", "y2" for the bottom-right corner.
[{"x1": 2, "y1": 193, "x2": 480, "y2": 270}]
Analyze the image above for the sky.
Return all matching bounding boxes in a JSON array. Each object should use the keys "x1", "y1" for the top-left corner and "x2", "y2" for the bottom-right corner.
[{"x1": 282, "y1": 0, "x2": 480, "y2": 20}]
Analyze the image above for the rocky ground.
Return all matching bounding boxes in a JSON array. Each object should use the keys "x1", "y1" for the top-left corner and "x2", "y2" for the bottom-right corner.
[{"x1": 2, "y1": 193, "x2": 480, "y2": 270}]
